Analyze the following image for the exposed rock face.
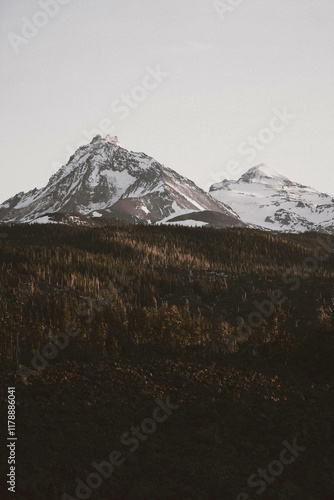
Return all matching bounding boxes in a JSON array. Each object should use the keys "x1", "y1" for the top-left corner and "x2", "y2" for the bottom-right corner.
[
  {"x1": 210, "y1": 164, "x2": 334, "y2": 233},
  {"x1": 0, "y1": 135, "x2": 245, "y2": 228}
]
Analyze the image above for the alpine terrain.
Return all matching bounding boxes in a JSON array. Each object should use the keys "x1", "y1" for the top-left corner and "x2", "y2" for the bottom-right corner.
[
  {"x1": 210, "y1": 164, "x2": 334, "y2": 233},
  {"x1": 0, "y1": 135, "x2": 245, "y2": 228}
]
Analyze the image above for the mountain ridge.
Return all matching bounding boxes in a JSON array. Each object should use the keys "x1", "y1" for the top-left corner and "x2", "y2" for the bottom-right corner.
[
  {"x1": 0, "y1": 135, "x2": 245, "y2": 229},
  {"x1": 1, "y1": 141, "x2": 333, "y2": 233},
  {"x1": 210, "y1": 163, "x2": 334, "y2": 233}
]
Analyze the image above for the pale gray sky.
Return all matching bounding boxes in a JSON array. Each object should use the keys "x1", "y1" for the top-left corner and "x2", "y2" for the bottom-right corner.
[{"x1": 1, "y1": 0, "x2": 334, "y2": 203}]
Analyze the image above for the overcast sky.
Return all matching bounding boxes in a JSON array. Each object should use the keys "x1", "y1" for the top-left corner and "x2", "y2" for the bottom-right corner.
[{"x1": 1, "y1": 0, "x2": 333, "y2": 203}]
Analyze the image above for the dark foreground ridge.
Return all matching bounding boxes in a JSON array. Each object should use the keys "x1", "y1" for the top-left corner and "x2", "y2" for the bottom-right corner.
[{"x1": 0, "y1": 223, "x2": 333, "y2": 499}]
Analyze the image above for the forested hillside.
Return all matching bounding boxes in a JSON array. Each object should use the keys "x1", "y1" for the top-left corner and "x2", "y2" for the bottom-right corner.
[
  {"x1": 0, "y1": 223, "x2": 333, "y2": 367},
  {"x1": 0, "y1": 223, "x2": 333, "y2": 499}
]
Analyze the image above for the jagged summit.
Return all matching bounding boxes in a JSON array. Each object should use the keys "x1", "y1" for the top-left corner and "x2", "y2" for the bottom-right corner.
[
  {"x1": 0, "y1": 137, "x2": 245, "y2": 228},
  {"x1": 105, "y1": 135, "x2": 121, "y2": 147},
  {"x1": 90, "y1": 134, "x2": 123, "y2": 148}
]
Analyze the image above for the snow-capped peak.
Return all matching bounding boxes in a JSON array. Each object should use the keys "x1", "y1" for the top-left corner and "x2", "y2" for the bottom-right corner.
[
  {"x1": 239, "y1": 164, "x2": 290, "y2": 185},
  {"x1": 209, "y1": 163, "x2": 334, "y2": 234},
  {"x1": 0, "y1": 135, "x2": 245, "y2": 228}
]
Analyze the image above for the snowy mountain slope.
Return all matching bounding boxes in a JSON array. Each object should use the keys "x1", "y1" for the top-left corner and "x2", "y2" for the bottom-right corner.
[
  {"x1": 158, "y1": 209, "x2": 245, "y2": 228},
  {"x1": 0, "y1": 135, "x2": 245, "y2": 227},
  {"x1": 210, "y1": 164, "x2": 334, "y2": 233}
]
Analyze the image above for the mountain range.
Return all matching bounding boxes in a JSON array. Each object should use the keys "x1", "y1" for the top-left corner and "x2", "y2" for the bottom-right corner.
[{"x1": 0, "y1": 136, "x2": 333, "y2": 233}]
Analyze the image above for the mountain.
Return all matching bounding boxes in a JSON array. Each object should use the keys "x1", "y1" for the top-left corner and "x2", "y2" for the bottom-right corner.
[
  {"x1": 0, "y1": 135, "x2": 245, "y2": 228},
  {"x1": 210, "y1": 164, "x2": 334, "y2": 233}
]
